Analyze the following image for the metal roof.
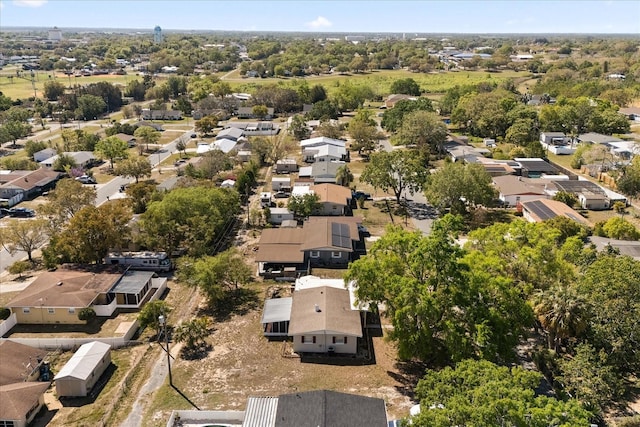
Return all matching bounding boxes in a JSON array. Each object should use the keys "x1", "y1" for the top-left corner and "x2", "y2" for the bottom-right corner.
[
  {"x1": 54, "y1": 341, "x2": 111, "y2": 381},
  {"x1": 243, "y1": 396, "x2": 279, "y2": 427},
  {"x1": 111, "y1": 270, "x2": 154, "y2": 294},
  {"x1": 261, "y1": 298, "x2": 292, "y2": 324}
]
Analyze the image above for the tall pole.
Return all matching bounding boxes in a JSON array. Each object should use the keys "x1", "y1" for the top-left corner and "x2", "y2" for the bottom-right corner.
[{"x1": 158, "y1": 314, "x2": 173, "y2": 387}]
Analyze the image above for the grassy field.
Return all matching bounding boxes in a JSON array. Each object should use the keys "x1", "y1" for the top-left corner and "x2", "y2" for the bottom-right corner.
[{"x1": 0, "y1": 69, "x2": 140, "y2": 100}]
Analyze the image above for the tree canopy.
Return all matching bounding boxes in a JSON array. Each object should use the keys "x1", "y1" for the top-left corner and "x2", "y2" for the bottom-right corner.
[{"x1": 359, "y1": 149, "x2": 428, "y2": 203}]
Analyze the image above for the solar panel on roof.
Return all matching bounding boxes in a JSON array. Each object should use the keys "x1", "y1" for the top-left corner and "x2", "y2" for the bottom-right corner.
[
  {"x1": 331, "y1": 222, "x2": 352, "y2": 249},
  {"x1": 525, "y1": 200, "x2": 556, "y2": 221}
]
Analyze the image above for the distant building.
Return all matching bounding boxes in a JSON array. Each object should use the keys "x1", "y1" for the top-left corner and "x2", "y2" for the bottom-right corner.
[
  {"x1": 48, "y1": 26, "x2": 63, "y2": 41},
  {"x1": 153, "y1": 25, "x2": 163, "y2": 44}
]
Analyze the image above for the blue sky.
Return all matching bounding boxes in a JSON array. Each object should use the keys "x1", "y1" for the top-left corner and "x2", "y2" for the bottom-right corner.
[{"x1": 1, "y1": 0, "x2": 639, "y2": 34}]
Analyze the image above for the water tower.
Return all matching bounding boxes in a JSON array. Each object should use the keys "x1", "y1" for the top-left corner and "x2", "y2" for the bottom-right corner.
[{"x1": 153, "y1": 25, "x2": 163, "y2": 44}]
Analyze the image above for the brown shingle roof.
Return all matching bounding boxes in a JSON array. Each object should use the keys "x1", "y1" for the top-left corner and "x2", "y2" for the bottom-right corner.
[
  {"x1": 0, "y1": 382, "x2": 49, "y2": 421},
  {"x1": 311, "y1": 183, "x2": 352, "y2": 206},
  {"x1": 0, "y1": 169, "x2": 60, "y2": 191},
  {"x1": 255, "y1": 228, "x2": 305, "y2": 263},
  {"x1": 301, "y1": 217, "x2": 360, "y2": 251},
  {"x1": 0, "y1": 341, "x2": 47, "y2": 386},
  {"x1": 7, "y1": 267, "x2": 123, "y2": 309},
  {"x1": 288, "y1": 286, "x2": 362, "y2": 336},
  {"x1": 492, "y1": 175, "x2": 546, "y2": 196}
]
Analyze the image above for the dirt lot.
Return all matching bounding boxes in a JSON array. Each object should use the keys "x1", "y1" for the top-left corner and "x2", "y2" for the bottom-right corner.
[{"x1": 143, "y1": 282, "x2": 417, "y2": 425}]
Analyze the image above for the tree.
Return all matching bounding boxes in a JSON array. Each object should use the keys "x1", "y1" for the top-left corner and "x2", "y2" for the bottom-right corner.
[
  {"x1": 360, "y1": 149, "x2": 428, "y2": 203},
  {"x1": 7, "y1": 260, "x2": 31, "y2": 278},
  {"x1": 505, "y1": 118, "x2": 538, "y2": 146},
  {"x1": 553, "y1": 191, "x2": 578, "y2": 208},
  {"x1": 96, "y1": 136, "x2": 129, "y2": 169},
  {"x1": 316, "y1": 121, "x2": 344, "y2": 140},
  {"x1": 125, "y1": 180, "x2": 160, "y2": 214},
  {"x1": 75, "y1": 94, "x2": 106, "y2": 120},
  {"x1": 346, "y1": 222, "x2": 532, "y2": 363},
  {"x1": 306, "y1": 99, "x2": 340, "y2": 121},
  {"x1": 533, "y1": 285, "x2": 589, "y2": 351},
  {"x1": 335, "y1": 164, "x2": 354, "y2": 187},
  {"x1": 175, "y1": 139, "x2": 187, "y2": 157},
  {"x1": 52, "y1": 153, "x2": 77, "y2": 172},
  {"x1": 138, "y1": 300, "x2": 172, "y2": 339},
  {"x1": 288, "y1": 114, "x2": 311, "y2": 140},
  {"x1": 424, "y1": 162, "x2": 496, "y2": 214},
  {"x1": 52, "y1": 201, "x2": 132, "y2": 264},
  {"x1": 389, "y1": 77, "x2": 421, "y2": 96},
  {"x1": 133, "y1": 125, "x2": 161, "y2": 153},
  {"x1": 43, "y1": 80, "x2": 66, "y2": 101},
  {"x1": 381, "y1": 98, "x2": 434, "y2": 132},
  {"x1": 394, "y1": 110, "x2": 448, "y2": 154},
  {"x1": 177, "y1": 248, "x2": 253, "y2": 305},
  {"x1": 174, "y1": 96, "x2": 193, "y2": 116},
  {"x1": 174, "y1": 318, "x2": 210, "y2": 351},
  {"x1": 412, "y1": 359, "x2": 592, "y2": 427},
  {"x1": 40, "y1": 178, "x2": 96, "y2": 230},
  {"x1": 24, "y1": 140, "x2": 48, "y2": 159},
  {"x1": 348, "y1": 118, "x2": 380, "y2": 156},
  {"x1": 139, "y1": 186, "x2": 240, "y2": 257},
  {"x1": 0, "y1": 120, "x2": 31, "y2": 147},
  {"x1": 77, "y1": 307, "x2": 96, "y2": 323},
  {"x1": 124, "y1": 79, "x2": 147, "y2": 101},
  {"x1": 558, "y1": 343, "x2": 622, "y2": 413},
  {"x1": 0, "y1": 219, "x2": 49, "y2": 263},
  {"x1": 287, "y1": 193, "x2": 321, "y2": 221},
  {"x1": 197, "y1": 150, "x2": 233, "y2": 180},
  {"x1": 251, "y1": 104, "x2": 269, "y2": 120},
  {"x1": 612, "y1": 201, "x2": 627, "y2": 217},
  {"x1": 194, "y1": 115, "x2": 218, "y2": 135},
  {"x1": 114, "y1": 156, "x2": 152, "y2": 183},
  {"x1": 599, "y1": 217, "x2": 640, "y2": 240}
]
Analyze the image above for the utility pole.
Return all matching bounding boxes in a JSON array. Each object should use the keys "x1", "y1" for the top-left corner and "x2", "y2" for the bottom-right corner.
[{"x1": 158, "y1": 314, "x2": 173, "y2": 387}]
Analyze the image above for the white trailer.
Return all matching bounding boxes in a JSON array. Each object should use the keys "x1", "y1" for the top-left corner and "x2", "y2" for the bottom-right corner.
[{"x1": 105, "y1": 251, "x2": 173, "y2": 272}]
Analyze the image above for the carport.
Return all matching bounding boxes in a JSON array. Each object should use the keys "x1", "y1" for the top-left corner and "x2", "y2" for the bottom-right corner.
[{"x1": 261, "y1": 297, "x2": 292, "y2": 337}]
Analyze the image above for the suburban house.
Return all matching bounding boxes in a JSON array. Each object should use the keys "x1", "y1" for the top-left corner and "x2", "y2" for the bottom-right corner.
[
  {"x1": 619, "y1": 107, "x2": 640, "y2": 122},
  {"x1": 39, "y1": 151, "x2": 96, "y2": 170},
  {"x1": 298, "y1": 161, "x2": 343, "y2": 184},
  {"x1": 492, "y1": 175, "x2": 547, "y2": 207},
  {"x1": 255, "y1": 216, "x2": 365, "y2": 277},
  {"x1": 113, "y1": 133, "x2": 136, "y2": 147},
  {"x1": 311, "y1": 183, "x2": 352, "y2": 216},
  {"x1": 224, "y1": 121, "x2": 279, "y2": 136},
  {"x1": 540, "y1": 132, "x2": 575, "y2": 155},
  {"x1": 551, "y1": 180, "x2": 612, "y2": 210},
  {"x1": 6, "y1": 267, "x2": 165, "y2": 325},
  {"x1": 306, "y1": 144, "x2": 348, "y2": 164},
  {"x1": 275, "y1": 158, "x2": 298, "y2": 174},
  {"x1": 384, "y1": 94, "x2": 417, "y2": 109},
  {"x1": 33, "y1": 147, "x2": 58, "y2": 163},
  {"x1": 236, "y1": 106, "x2": 275, "y2": 119},
  {"x1": 268, "y1": 207, "x2": 294, "y2": 225},
  {"x1": 521, "y1": 199, "x2": 589, "y2": 225},
  {"x1": 0, "y1": 382, "x2": 50, "y2": 427},
  {"x1": 0, "y1": 340, "x2": 50, "y2": 427},
  {"x1": 288, "y1": 286, "x2": 362, "y2": 354},
  {"x1": 300, "y1": 137, "x2": 346, "y2": 151},
  {"x1": 0, "y1": 169, "x2": 62, "y2": 207},
  {"x1": 477, "y1": 159, "x2": 517, "y2": 177},
  {"x1": 54, "y1": 341, "x2": 111, "y2": 397},
  {"x1": 216, "y1": 127, "x2": 244, "y2": 142},
  {"x1": 513, "y1": 158, "x2": 558, "y2": 178},
  {"x1": 577, "y1": 133, "x2": 636, "y2": 161},
  {"x1": 140, "y1": 109, "x2": 182, "y2": 120},
  {"x1": 167, "y1": 390, "x2": 389, "y2": 427},
  {"x1": 271, "y1": 177, "x2": 291, "y2": 192},
  {"x1": 589, "y1": 236, "x2": 640, "y2": 261}
]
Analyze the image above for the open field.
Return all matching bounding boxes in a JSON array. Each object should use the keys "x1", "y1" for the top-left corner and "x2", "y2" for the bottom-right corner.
[
  {"x1": 224, "y1": 69, "x2": 531, "y2": 97},
  {"x1": 0, "y1": 70, "x2": 140, "y2": 100}
]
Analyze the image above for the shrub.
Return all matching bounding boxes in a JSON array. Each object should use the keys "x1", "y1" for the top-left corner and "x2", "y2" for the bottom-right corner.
[
  {"x1": 78, "y1": 307, "x2": 96, "y2": 322},
  {"x1": 7, "y1": 260, "x2": 30, "y2": 278}
]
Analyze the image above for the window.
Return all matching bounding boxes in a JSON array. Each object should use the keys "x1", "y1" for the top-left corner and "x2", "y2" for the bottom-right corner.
[
  {"x1": 302, "y1": 335, "x2": 315, "y2": 344},
  {"x1": 331, "y1": 251, "x2": 342, "y2": 259},
  {"x1": 310, "y1": 251, "x2": 320, "y2": 258},
  {"x1": 23, "y1": 308, "x2": 30, "y2": 314},
  {"x1": 68, "y1": 308, "x2": 75, "y2": 314},
  {"x1": 332, "y1": 336, "x2": 347, "y2": 344},
  {"x1": 48, "y1": 308, "x2": 55, "y2": 314},
  {"x1": 0, "y1": 419, "x2": 16, "y2": 426}
]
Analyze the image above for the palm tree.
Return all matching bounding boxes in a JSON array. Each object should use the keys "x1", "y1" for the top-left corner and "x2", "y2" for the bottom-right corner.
[
  {"x1": 533, "y1": 285, "x2": 588, "y2": 352},
  {"x1": 336, "y1": 165, "x2": 354, "y2": 187}
]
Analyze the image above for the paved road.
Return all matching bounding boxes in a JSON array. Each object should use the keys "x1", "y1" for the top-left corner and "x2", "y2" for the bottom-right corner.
[{"x1": 377, "y1": 127, "x2": 436, "y2": 235}]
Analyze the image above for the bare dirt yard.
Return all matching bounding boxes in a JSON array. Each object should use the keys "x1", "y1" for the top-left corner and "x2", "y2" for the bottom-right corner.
[{"x1": 143, "y1": 282, "x2": 418, "y2": 426}]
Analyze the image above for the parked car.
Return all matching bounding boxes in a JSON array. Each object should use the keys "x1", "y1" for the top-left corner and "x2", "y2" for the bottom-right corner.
[
  {"x1": 190, "y1": 133, "x2": 197, "y2": 138},
  {"x1": 274, "y1": 191, "x2": 289, "y2": 199},
  {"x1": 75, "y1": 175, "x2": 97, "y2": 184},
  {"x1": 0, "y1": 208, "x2": 10, "y2": 218},
  {"x1": 352, "y1": 191, "x2": 372, "y2": 200},
  {"x1": 8, "y1": 207, "x2": 35, "y2": 218}
]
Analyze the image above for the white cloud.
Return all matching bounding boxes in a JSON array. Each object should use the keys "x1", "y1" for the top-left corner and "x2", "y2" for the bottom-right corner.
[
  {"x1": 0, "y1": 1, "x2": 4, "y2": 9},
  {"x1": 306, "y1": 16, "x2": 332, "y2": 29},
  {"x1": 13, "y1": 0, "x2": 48, "y2": 7}
]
